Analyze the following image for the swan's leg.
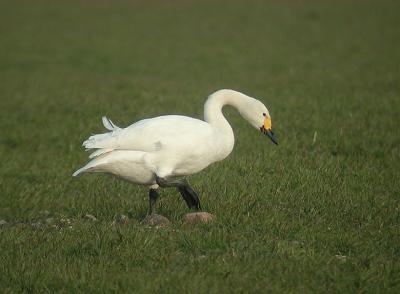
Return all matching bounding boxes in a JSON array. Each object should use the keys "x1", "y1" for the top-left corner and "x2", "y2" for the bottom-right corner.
[
  {"x1": 141, "y1": 188, "x2": 170, "y2": 226},
  {"x1": 149, "y1": 188, "x2": 159, "y2": 214},
  {"x1": 178, "y1": 186, "x2": 202, "y2": 210},
  {"x1": 156, "y1": 176, "x2": 202, "y2": 210}
]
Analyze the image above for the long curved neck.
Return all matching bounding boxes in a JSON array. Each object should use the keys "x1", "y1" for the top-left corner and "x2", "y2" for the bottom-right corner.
[{"x1": 204, "y1": 89, "x2": 249, "y2": 134}]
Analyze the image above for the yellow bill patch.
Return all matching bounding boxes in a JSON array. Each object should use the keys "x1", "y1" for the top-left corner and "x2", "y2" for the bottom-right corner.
[{"x1": 264, "y1": 117, "x2": 272, "y2": 130}]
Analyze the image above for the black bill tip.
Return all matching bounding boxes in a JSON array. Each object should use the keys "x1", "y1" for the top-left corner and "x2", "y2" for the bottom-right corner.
[{"x1": 260, "y1": 126, "x2": 278, "y2": 145}]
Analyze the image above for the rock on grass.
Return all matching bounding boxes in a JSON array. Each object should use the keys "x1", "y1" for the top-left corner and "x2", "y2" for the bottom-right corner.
[
  {"x1": 114, "y1": 214, "x2": 130, "y2": 225},
  {"x1": 31, "y1": 221, "x2": 42, "y2": 229},
  {"x1": 46, "y1": 218, "x2": 54, "y2": 224},
  {"x1": 183, "y1": 212, "x2": 215, "y2": 225},
  {"x1": 0, "y1": 219, "x2": 9, "y2": 228},
  {"x1": 141, "y1": 214, "x2": 170, "y2": 226},
  {"x1": 83, "y1": 214, "x2": 98, "y2": 221}
]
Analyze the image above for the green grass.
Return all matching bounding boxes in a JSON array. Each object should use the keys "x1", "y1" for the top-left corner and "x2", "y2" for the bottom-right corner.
[{"x1": 1, "y1": 0, "x2": 400, "y2": 292}]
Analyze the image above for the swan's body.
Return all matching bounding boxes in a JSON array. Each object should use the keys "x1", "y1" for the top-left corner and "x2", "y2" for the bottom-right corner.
[
  {"x1": 74, "y1": 115, "x2": 233, "y2": 185},
  {"x1": 73, "y1": 89, "x2": 277, "y2": 217}
]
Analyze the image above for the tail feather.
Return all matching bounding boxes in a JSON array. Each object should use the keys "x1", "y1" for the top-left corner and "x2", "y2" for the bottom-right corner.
[
  {"x1": 102, "y1": 116, "x2": 119, "y2": 131},
  {"x1": 73, "y1": 116, "x2": 123, "y2": 177},
  {"x1": 89, "y1": 148, "x2": 114, "y2": 159},
  {"x1": 72, "y1": 167, "x2": 86, "y2": 177},
  {"x1": 82, "y1": 116, "x2": 121, "y2": 149},
  {"x1": 72, "y1": 156, "x2": 109, "y2": 177},
  {"x1": 83, "y1": 133, "x2": 117, "y2": 149}
]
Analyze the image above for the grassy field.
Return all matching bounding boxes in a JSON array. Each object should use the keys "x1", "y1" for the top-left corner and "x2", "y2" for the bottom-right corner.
[{"x1": 1, "y1": 0, "x2": 400, "y2": 292}]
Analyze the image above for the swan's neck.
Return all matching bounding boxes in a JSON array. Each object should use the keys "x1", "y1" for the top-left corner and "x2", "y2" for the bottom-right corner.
[{"x1": 204, "y1": 89, "x2": 250, "y2": 135}]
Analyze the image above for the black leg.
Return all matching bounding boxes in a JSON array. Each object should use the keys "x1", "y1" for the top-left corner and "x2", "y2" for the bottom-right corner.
[
  {"x1": 149, "y1": 188, "x2": 159, "y2": 214},
  {"x1": 156, "y1": 176, "x2": 202, "y2": 211},
  {"x1": 178, "y1": 186, "x2": 201, "y2": 210}
]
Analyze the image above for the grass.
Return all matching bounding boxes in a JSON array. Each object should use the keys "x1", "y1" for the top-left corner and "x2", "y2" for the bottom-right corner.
[{"x1": 1, "y1": 0, "x2": 400, "y2": 292}]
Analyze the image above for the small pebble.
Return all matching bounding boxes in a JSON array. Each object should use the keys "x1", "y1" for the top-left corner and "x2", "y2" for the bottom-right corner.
[
  {"x1": 40, "y1": 210, "x2": 51, "y2": 217},
  {"x1": 84, "y1": 214, "x2": 98, "y2": 221},
  {"x1": 141, "y1": 214, "x2": 170, "y2": 226},
  {"x1": 31, "y1": 221, "x2": 42, "y2": 229},
  {"x1": 291, "y1": 241, "x2": 304, "y2": 246},
  {"x1": 115, "y1": 214, "x2": 129, "y2": 225},
  {"x1": 183, "y1": 212, "x2": 215, "y2": 225},
  {"x1": 14, "y1": 223, "x2": 28, "y2": 229},
  {"x1": 46, "y1": 218, "x2": 54, "y2": 224},
  {"x1": 334, "y1": 255, "x2": 348, "y2": 263},
  {"x1": 0, "y1": 219, "x2": 9, "y2": 228}
]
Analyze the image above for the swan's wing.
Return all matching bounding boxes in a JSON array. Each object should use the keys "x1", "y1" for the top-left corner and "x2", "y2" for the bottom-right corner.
[{"x1": 83, "y1": 115, "x2": 214, "y2": 155}]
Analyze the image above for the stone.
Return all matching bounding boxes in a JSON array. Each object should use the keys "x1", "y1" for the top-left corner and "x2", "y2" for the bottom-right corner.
[
  {"x1": 183, "y1": 212, "x2": 215, "y2": 225},
  {"x1": 291, "y1": 241, "x2": 304, "y2": 246},
  {"x1": 31, "y1": 221, "x2": 42, "y2": 229},
  {"x1": 141, "y1": 214, "x2": 170, "y2": 226},
  {"x1": 84, "y1": 214, "x2": 98, "y2": 221},
  {"x1": 334, "y1": 255, "x2": 348, "y2": 263},
  {"x1": 14, "y1": 223, "x2": 28, "y2": 229},
  {"x1": 115, "y1": 214, "x2": 129, "y2": 225},
  {"x1": 40, "y1": 210, "x2": 51, "y2": 217},
  {"x1": 0, "y1": 219, "x2": 9, "y2": 228},
  {"x1": 46, "y1": 218, "x2": 54, "y2": 224}
]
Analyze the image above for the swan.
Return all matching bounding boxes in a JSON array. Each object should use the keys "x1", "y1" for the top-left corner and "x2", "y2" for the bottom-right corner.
[{"x1": 73, "y1": 89, "x2": 277, "y2": 221}]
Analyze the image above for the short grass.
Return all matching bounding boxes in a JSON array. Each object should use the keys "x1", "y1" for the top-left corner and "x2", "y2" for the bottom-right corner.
[{"x1": 1, "y1": 0, "x2": 400, "y2": 292}]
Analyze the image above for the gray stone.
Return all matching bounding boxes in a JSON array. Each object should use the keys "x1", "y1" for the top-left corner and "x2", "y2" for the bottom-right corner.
[
  {"x1": 141, "y1": 214, "x2": 170, "y2": 226},
  {"x1": 31, "y1": 221, "x2": 42, "y2": 229},
  {"x1": 84, "y1": 214, "x2": 98, "y2": 221},
  {"x1": 40, "y1": 210, "x2": 51, "y2": 217},
  {"x1": 183, "y1": 212, "x2": 215, "y2": 225},
  {"x1": 0, "y1": 219, "x2": 9, "y2": 228},
  {"x1": 14, "y1": 223, "x2": 28, "y2": 229},
  {"x1": 46, "y1": 218, "x2": 54, "y2": 224},
  {"x1": 115, "y1": 214, "x2": 129, "y2": 225},
  {"x1": 334, "y1": 255, "x2": 348, "y2": 263}
]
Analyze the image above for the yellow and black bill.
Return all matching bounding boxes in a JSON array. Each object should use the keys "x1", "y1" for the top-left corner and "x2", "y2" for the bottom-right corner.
[
  {"x1": 260, "y1": 118, "x2": 278, "y2": 145},
  {"x1": 260, "y1": 126, "x2": 278, "y2": 145},
  {"x1": 260, "y1": 116, "x2": 278, "y2": 145}
]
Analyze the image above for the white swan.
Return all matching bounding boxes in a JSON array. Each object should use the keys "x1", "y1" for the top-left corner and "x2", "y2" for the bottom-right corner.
[{"x1": 73, "y1": 89, "x2": 277, "y2": 219}]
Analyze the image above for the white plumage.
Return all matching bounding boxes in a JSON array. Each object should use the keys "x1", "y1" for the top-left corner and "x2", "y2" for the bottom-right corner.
[{"x1": 73, "y1": 89, "x2": 277, "y2": 189}]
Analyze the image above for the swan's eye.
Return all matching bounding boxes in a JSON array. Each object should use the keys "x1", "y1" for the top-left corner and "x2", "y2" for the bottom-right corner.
[{"x1": 263, "y1": 113, "x2": 266, "y2": 117}]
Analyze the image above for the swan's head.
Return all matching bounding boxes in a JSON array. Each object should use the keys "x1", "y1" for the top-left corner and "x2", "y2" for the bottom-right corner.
[{"x1": 239, "y1": 97, "x2": 278, "y2": 145}]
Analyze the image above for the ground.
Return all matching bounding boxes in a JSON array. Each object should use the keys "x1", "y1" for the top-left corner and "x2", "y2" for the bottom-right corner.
[{"x1": 0, "y1": 0, "x2": 399, "y2": 292}]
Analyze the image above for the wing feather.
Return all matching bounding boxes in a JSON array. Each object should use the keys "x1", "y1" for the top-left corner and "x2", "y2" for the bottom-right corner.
[{"x1": 82, "y1": 115, "x2": 213, "y2": 154}]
